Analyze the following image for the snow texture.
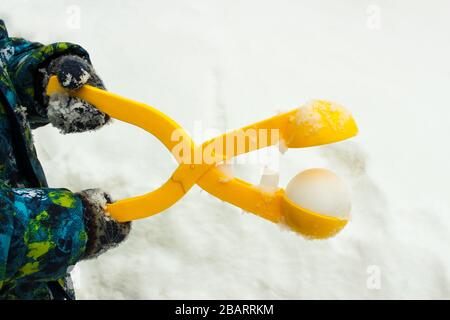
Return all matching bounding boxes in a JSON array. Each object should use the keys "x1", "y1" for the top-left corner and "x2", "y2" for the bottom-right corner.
[
  {"x1": 3, "y1": 0, "x2": 450, "y2": 299},
  {"x1": 296, "y1": 100, "x2": 351, "y2": 135},
  {"x1": 47, "y1": 93, "x2": 109, "y2": 134},
  {"x1": 45, "y1": 54, "x2": 98, "y2": 90}
]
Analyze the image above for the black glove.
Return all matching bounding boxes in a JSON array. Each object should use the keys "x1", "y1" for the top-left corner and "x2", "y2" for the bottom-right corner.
[
  {"x1": 43, "y1": 55, "x2": 110, "y2": 133},
  {"x1": 75, "y1": 189, "x2": 131, "y2": 260}
]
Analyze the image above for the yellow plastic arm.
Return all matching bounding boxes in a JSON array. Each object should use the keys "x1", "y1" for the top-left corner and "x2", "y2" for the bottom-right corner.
[{"x1": 46, "y1": 76, "x2": 358, "y2": 239}]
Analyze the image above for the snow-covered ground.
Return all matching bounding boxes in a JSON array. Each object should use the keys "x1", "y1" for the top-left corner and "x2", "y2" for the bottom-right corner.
[{"x1": 2, "y1": 0, "x2": 450, "y2": 299}]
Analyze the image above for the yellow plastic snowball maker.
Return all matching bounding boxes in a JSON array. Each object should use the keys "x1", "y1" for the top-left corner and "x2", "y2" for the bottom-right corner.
[{"x1": 46, "y1": 76, "x2": 358, "y2": 239}]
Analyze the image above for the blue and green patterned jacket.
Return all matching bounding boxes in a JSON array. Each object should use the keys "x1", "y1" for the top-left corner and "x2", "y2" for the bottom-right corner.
[{"x1": 0, "y1": 20, "x2": 89, "y2": 299}]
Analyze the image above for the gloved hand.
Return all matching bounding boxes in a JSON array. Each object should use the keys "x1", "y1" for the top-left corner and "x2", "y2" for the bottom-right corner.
[
  {"x1": 42, "y1": 55, "x2": 110, "y2": 133},
  {"x1": 75, "y1": 189, "x2": 131, "y2": 260}
]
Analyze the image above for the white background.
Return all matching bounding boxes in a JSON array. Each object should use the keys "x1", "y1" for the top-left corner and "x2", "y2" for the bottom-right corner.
[{"x1": 1, "y1": 0, "x2": 450, "y2": 299}]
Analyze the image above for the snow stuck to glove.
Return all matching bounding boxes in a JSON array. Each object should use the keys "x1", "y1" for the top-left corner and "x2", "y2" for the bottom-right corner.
[
  {"x1": 46, "y1": 55, "x2": 104, "y2": 90},
  {"x1": 42, "y1": 54, "x2": 110, "y2": 133},
  {"x1": 76, "y1": 189, "x2": 132, "y2": 261},
  {"x1": 47, "y1": 93, "x2": 110, "y2": 134}
]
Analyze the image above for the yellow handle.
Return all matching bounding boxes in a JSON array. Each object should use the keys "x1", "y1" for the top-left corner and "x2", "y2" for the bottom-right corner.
[{"x1": 46, "y1": 76, "x2": 358, "y2": 239}]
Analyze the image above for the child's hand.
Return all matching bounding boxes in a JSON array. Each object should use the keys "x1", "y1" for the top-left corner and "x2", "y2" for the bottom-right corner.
[
  {"x1": 75, "y1": 189, "x2": 132, "y2": 260},
  {"x1": 43, "y1": 55, "x2": 110, "y2": 134},
  {"x1": 49, "y1": 55, "x2": 104, "y2": 90}
]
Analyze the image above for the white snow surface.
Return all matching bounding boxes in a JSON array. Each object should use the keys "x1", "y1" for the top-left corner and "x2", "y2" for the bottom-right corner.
[{"x1": 2, "y1": 0, "x2": 450, "y2": 299}]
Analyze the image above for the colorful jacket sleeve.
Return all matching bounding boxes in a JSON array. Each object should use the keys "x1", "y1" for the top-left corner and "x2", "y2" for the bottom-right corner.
[
  {"x1": 0, "y1": 188, "x2": 87, "y2": 298},
  {"x1": 5, "y1": 37, "x2": 90, "y2": 128}
]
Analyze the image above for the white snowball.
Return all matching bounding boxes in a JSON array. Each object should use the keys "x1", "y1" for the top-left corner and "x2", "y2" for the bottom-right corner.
[{"x1": 285, "y1": 168, "x2": 351, "y2": 219}]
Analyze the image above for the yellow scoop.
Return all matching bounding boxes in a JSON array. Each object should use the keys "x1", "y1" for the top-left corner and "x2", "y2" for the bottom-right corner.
[{"x1": 46, "y1": 76, "x2": 358, "y2": 239}]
